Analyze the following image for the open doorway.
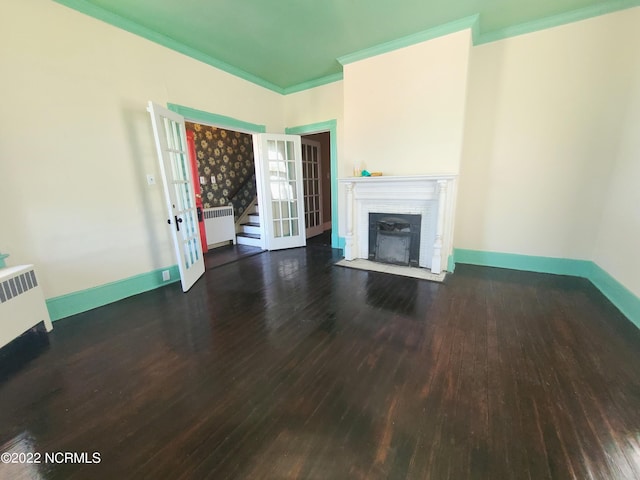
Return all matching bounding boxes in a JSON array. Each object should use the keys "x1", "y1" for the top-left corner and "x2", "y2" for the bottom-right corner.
[
  {"x1": 301, "y1": 132, "x2": 332, "y2": 247},
  {"x1": 286, "y1": 120, "x2": 338, "y2": 249},
  {"x1": 184, "y1": 120, "x2": 264, "y2": 268},
  {"x1": 185, "y1": 121, "x2": 257, "y2": 225},
  {"x1": 167, "y1": 104, "x2": 340, "y2": 261}
]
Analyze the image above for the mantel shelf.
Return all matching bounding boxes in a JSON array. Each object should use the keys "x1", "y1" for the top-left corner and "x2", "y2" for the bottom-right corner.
[{"x1": 339, "y1": 174, "x2": 457, "y2": 183}]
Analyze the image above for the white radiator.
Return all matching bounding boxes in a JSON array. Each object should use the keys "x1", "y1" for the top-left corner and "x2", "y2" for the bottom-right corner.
[
  {"x1": 0, "y1": 264, "x2": 53, "y2": 349},
  {"x1": 203, "y1": 206, "x2": 236, "y2": 246}
]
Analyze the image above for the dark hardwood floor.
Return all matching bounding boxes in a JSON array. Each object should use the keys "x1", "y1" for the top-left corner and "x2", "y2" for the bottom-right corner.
[
  {"x1": 1, "y1": 246, "x2": 639, "y2": 479},
  {"x1": 204, "y1": 243, "x2": 264, "y2": 270}
]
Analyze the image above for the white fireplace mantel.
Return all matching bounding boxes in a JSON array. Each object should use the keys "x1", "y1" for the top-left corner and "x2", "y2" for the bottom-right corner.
[{"x1": 339, "y1": 175, "x2": 457, "y2": 274}]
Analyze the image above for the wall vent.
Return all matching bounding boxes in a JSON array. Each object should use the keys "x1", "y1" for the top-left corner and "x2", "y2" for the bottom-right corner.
[
  {"x1": 203, "y1": 206, "x2": 236, "y2": 245},
  {"x1": 203, "y1": 206, "x2": 233, "y2": 219},
  {"x1": 0, "y1": 269, "x2": 37, "y2": 303}
]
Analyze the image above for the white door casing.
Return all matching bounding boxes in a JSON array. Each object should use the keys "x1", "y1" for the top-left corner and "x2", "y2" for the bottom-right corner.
[
  {"x1": 253, "y1": 134, "x2": 306, "y2": 251},
  {"x1": 148, "y1": 101, "x2": 205, "y2": 292}
]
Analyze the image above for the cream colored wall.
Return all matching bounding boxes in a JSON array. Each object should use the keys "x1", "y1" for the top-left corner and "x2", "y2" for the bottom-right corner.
[
  {"x1": 342, "y1": 29, "x2": 471, "y2": 176},
  {"x1": 284, "y1": 80, "x2": 345, "y2": 170},
  {"x1": 455, "y1": 8, "x2": 639, "y2": 267},
  {"x1": 0, "y1": 0, "x2": 283, "y2": 298},
  {"x1": 284, "y1": 81, "x2": 346, "y2": 234},
  {"x1": 3, "y1": 0, "x2": 638, "y2": 306},
  {"x1": 284, "y1": 81, "x2": 344, "y2": 132},
  {"x1": 592, "y1": 9, "x2": 640, "y2": 297}
]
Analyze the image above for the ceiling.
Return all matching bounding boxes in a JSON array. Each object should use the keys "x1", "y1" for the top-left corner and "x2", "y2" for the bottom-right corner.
[{"x1": 56, "y1": 0, "x2": 635, "y2": 93}]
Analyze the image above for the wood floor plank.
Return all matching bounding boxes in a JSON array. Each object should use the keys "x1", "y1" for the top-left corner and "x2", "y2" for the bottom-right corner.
[{"x1": 1, "y1": 250, "x2": 640, "y2": 480}]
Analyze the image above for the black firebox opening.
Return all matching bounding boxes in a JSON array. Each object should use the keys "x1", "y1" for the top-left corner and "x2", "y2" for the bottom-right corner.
[{"x1": 368, "y1": 213, "x2": 421, "y2": 267}]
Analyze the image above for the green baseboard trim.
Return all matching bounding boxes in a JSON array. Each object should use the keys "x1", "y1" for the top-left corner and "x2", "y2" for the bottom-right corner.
[
  {"x1": 46, "y1": 265, "x2": 180, "y2": 321},
  {"x1": 452, "y1": 248, "x2": 640, "y2": 329},
  {"x1": 336, "y1": 236, "x2": 346, "y2": 250},
  {"x1": 0, "y1": 253, "x2": 8, "y2": 269},
  {"x1": 588, "y1": 264, "x2": 640, "y2": 330},
  {"x1": 453, "y1": 249, "x2": 592, "y2": 277},
  {"x1": 447, "y1": 255, "x2": 455, "y2": 273}
]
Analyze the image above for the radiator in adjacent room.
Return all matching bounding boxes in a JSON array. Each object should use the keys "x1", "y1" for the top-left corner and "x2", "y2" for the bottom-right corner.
[
  {"x1": 203, "y1": 206, "x2": 236, "y2": 246},
  {"x1": 0, "y1": 264, "x2": 53, "y2": 349}
]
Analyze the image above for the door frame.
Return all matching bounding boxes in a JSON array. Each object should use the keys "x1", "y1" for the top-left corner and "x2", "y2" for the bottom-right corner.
[
  {"x1": 165, "y1": 106, "x2": 340, "y2": 251},
  {"x1": 301, "y1": 137, "x2": 324, "y2": 238},
  {"x1": 167, "y1": 103, "x2": 267, "y2": 249},
  {"x1": 285, "y1": 120, "x2": 339, "y2": 249}
]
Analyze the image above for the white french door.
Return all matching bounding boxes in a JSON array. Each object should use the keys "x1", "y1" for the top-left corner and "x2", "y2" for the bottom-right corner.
[
  {"x1": 301, "y1": 138, "x2": 323, "y2": 238},
  {"x1": 147, "y1": 101, "x2": 205, "y2": 292},
  {"x1": 253, "y1": 134, "x2": 306, "y2": 251}
]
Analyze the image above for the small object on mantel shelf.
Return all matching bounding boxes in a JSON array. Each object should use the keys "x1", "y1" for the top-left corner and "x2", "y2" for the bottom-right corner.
[
  {"x1": 370, "y1": 172, "x2": 383, "y2": 176},
  {"x1": 361, "y1": 170, "x2": 371, "y2": 177}
]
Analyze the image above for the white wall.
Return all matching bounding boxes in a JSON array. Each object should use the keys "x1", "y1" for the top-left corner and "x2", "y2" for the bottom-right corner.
[
  {"x1": 284, "y1": 81, "x2": 344, "y2": 131},
  {"x1": 593, "y1": 9, "x2": 640, "y2": 296},
  {"x1": 284, "y1": 81, "x2": 346, "y2": 236},
  {"x1": 342, "y1": 29, "x2": 472, "y2": 176},
  {"x1": 0, "y1": 0, "x2": 283, "y2": 299},
  {"x1": 455, "y1": 8, "x2": 640, "y2": 270},
  {"x1": 284, "y1": 80, "x2": 345, "y2": 172}
]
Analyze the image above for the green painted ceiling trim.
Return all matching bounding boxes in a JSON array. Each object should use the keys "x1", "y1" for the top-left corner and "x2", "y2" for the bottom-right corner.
[
  {"x1": 285, "y1": 120, "x2": 340, "y2": 249},
  {"x1": 54, "y1": 0, "x2": 640, "y2": 95},
  {"x1": 476, "y1": 0, "x2": 640, "y2": 45},
  {"x1": 167, "y1": 104, "x2": 266, "y2": 133},
  {"x1": 283, "y1": 73, "x2": 344, "y2": 96},
  {"x1": 337, "y1": 14, "x2": 479, "y2": 66},
  {"x1": 53, "y1": 0, "x2": 285, "y2": 94},
  {"x1": 46, "y1": 265, "x2": 180, "y2": 321}
]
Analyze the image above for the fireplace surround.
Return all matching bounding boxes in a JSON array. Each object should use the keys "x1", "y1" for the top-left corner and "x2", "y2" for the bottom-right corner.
[{"x1": 339, "y1": 175, "x2": 457, "y2": 274}]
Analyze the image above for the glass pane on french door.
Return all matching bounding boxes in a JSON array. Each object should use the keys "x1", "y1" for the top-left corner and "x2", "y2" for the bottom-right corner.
[
  {"x1": 267, "y1": 139, "x2": 300, "y2": 239},
  {"x1": 163, "y1": 118, "x2": 200, "y2": 269},
  {"x1": 301, "y1": 139, "x2": 323, "y2": 238}
]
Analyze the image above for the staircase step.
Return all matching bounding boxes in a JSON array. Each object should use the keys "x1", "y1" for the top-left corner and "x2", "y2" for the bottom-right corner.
[
  {"x1": 248, "y1": 214, "x2": 260, "y2": 223},
  {"x1": 240, "y1": 223, "x2": 261, "y2": 235},
  {"x1": 236, "y1": 232, "x2": 262, "y2": 247},
  {"x1": 237, "y1": 232, "x2": 260, "y2": 239}
]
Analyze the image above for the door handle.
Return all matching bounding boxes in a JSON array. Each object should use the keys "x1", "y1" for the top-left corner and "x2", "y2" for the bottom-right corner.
[{"x1": 168, "y1": 216, "x2": 183, "y2": 232}]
